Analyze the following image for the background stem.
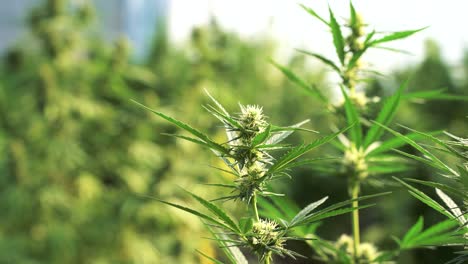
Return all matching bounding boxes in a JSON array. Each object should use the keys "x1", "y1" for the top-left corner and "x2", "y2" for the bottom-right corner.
[{"x1": 351, "y1": 181, "x2": 361, "y2": 263}]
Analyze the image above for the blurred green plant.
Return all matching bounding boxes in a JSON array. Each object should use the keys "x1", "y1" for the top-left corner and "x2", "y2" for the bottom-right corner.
[{"x1": 1, "y1": 0, "x2": 467, "y2": 263}]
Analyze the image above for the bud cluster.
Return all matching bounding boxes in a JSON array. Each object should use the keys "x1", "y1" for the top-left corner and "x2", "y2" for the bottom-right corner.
[
  {"x1": 248, "y1": 219, "x2": 286, "y2": 261},
  {"x1": 227, "y1": 104, "x2": 271, "y2": 202},
  {"x1": 343, "y1": 144, "x2": 369, "y2": 180},
  {"x1": 335, "y1": 234, "x2": 379, "y2": 263},
  {"x1": 343, "y1": 13, "x2": 365, "y2": 91}
]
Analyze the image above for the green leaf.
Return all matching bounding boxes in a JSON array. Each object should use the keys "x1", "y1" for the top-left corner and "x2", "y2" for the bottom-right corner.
[
  {"x1": 133, "y1": 100, "x2": 229, "y2": 155},
  {"x1": 300, "y1": 4, "x2": 330, "y2": 26},
  {"x1": 402, "y1": 216, "x2": 424, "y2": 245},
  {"x1": 400, "y1": 218, "x2": 461, "y2": 249},
  {"x1": 162, "y1": 133, "x2": 216, "y2": 150},
  {"x1": 196, "y1": 250, "x2": 225, "y2": 264},
  {"x1": 252, "y1": 124, "x2": 271, "y2": 146},
  {"x1": 405, "y1": 178, "x2": 465, "y2": 200},
  {"x1": 340, "y1": 86, "x2": 362, "y2": 146},
  {"x1": 367, "y1": 163, "x2": 412, "y2": 174},
  {"x1": 399, "y1": 125, "x2": 466, "y2": 161},
  {"x1": 204, "y1": 89, "x2": 230, "y2": 116},
  {"x1": 296, "y1": 49, "x2": 340, "y2": 72},
  {"x1": 270, "y1": 60, "x2": 328, "y2": 103},
  {"x1": 239, "y1": 217, "x2": 254, "y2": 234},
  {"x1": 393, "y1": 177, "x2": 453, "y2": 219},
  {"x1": 367, "y1": 130, "x2": 443, "y2": 156},
  {"x1": 375, "y1": 123, "x2": 457, "y2": 175},
  {"x1": 347, "y1": 48, "x2": 367, "y2": 70},
  {"x1": 149, "y1": 197, "x2": 229, "y2": 229},
  {"x1": 268, "y1": 124, "x2": 352, "y2": 174},
  {"x1": 290, "y1": 192, "x2": 391, "y2": 228},
  {"x1": 186, "y1": 191, "x2": 240, "y2": 233},
  {"x1": 279, "y1": 157, "x2": 339, "y2": 171},
  {"x1": 364, "y1": 79, "x2": 408, "y2": 148},
  {"x1": 392, "y1": 149, "x2": 447, "y2": 171},
  {"x1": 289, "y1": 196, "x2": 328, "y2": 227},
  {"x1": 259, "y1": 196, "x2": 300, "y2": 221},
  {"x1": 402, "y1": 89, "x2": 446, "y2": 100},
  {"x1": 297, "y1": 204, "x2": 375, "y2": 227},
  {"x1": 265, "y1": 119, "x2": 310, "y2": 145},
  {"x1": 370, "y1": 27, "x2": 427, "y2": 46},
  {"x1": 205, "y1": 224, "x2": 248, "y2": 264},
  {"x1": 349, "y1": 2, "x2": 357, "y2": 28},
  {"x1": 329, "y1": 7, "x2": 346, "y2": 65}
]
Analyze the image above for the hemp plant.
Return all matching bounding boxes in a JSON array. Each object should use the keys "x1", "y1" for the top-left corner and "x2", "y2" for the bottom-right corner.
[
  {"x1": 270, "y1": 2, "x2": 463, "y2": 263},
  {"x1": 134, "y1": 91, "x2": 386, "y2": 264},
  {"x1": 378, "y1": 124, "x2": 468, "y2": 263}
]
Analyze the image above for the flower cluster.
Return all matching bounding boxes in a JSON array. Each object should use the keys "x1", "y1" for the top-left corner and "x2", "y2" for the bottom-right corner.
[
  {"x1": 248, "y1": 219, "x2": 286, "y2": 261},
  {"x1": 335, "y1": 90, "x2": 380, "y2": 110},
  {"x1": 238, "y1": 104, "x2": 268, "y2": 142},
  {"x1": 343, "y1": 144, "x2": 369, "y2": 180},
  {"x1": 335, "y1": 234, "x2": 380, "y2": 263},
  {"x1": 226, "y1": 104, "x2": 272, "y2": 202}
]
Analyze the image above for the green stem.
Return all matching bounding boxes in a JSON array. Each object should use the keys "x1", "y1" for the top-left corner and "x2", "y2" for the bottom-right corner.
[
  {"x1": 264, "y1": 255, "x2": 271, "y2": 264},
  {"x1": 351, "y1": 181, "x2": 360, "y2": 263},
  {"x1": 252, "y1": 193, "x2": 260, "y2": 222}
]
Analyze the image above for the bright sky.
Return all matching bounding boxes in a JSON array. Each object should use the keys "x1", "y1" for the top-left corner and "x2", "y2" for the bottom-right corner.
[{"x1": 168, "y1": 0, "x2": 468, "y2": 71}]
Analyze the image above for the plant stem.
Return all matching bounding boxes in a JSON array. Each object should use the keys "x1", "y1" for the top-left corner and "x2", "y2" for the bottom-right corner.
[
  {"x1": 252, "y1": 193, "x2": 260, "y2": 222},
  {"x1": 264, "y1": 255, "x2": 271, "y2": 264},
  {"x1": 351, "y1": 181, "x2": 361, "y2": 263}
]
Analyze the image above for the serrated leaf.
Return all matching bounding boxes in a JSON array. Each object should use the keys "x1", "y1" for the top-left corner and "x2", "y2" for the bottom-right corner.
[
  {"x1": 265, "y1": 119, "x2": 310, "y2": 145},
  {"x1": 196, "y1": 250, "x2": 225, "y2": 264},
  {"x1": 364, "y1": 79, "x2": 408, "y2": 148},
  {"x1": 290, "y1": 192, "x2": 391, "y2": 228},
  {"x1": 340, "y1": 86, "x2": 362, "y2": 146},
  {"x1": 205, "y1": 224, "x2": 249, "y2": 264},
  {"x1": 133, "y1": 100, "x2": 229, "y2": 155},
  {"x1": 405, "y1": 178, "x2": 465, "y2": 202},
  {"x1": 204, "y1": 89, "x2": 230, "y2": 116},
  {"x1": 375, "y1": 123, "x2": 457, "y2": 175},
  {"x1": 162, "y1": 133, "x2": 215, "y2": 149},
  {"x1": 296, "y1": 204, "x2": 375, "y2": 227},
  {"x1": 186, "y1": 191, "x2": 240, "y2": 233},
  {"x1": 329, "y1": 7, "x2": 345, "y2": 65},
  {"x1": 150, "y1": 197, "x2": 229, "y2": 229},
  {"x1": 279, "y1": 157, "x2": 339, "y2": 171},
  {"x1": 367, "y1": 130, "x2": 443, "y2": 156},
  {"x1": 349, "y1": 2, "x2": 357, "y2": 28},
  {"x1": 367, "y1": 163, "x2": 412, "y2": 174},
  {"x1": 300, "y1": 4, "x2": 330, "y2": 26},
  {"x1": 268, "y1": 124, "x2": 352, "y2": 174},
  {"x1": 347, "y1": 48, "x2": 367, "y2": 70},
  {"x1": 370, "y1": 27, "x2": 427, "y2": 46},
  {"x1": 270, "y1": 60, "x2": 327, "y2": 103},
  {"x1": 296, "y1": 49, "x2": 340, "y2": 72},
  {"x1": 399, "y1": 125, "x2": 466, "y2": 162},
  {"x1": 402, "y1": 216, "x2": 424, "y2": 245},
  {"x1": 401, "y1": 218, "x2": 460, "y2": 249},
  {"x1": 393, "y1": 177, "x2": 453, "y2": 219},
  {"x1": 289, "y1": 196, "x2": 328, "y2": 227},
  {"x1": 238, "y1": 217, "x2": 254, "y2": 234},
  {"x1": 252, "y1": 125, "x2": 271, "y2": 146}
]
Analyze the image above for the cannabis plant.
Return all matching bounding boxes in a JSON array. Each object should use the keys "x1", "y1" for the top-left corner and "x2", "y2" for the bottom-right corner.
[
  {"x1": 378, "y1": 125, "x2": 468, "y2": 263},
  {"x1": 269, "y1": 2, "x2": 465, "y2": 263},
  {"x1": 136, "y1": 90, "x2": 389, "y2": 263}
]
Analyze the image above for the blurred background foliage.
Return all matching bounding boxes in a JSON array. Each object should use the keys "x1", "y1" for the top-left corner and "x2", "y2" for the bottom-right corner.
[{"x1": 0, "y1": 0, "x2": 466, "y2": 263}]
